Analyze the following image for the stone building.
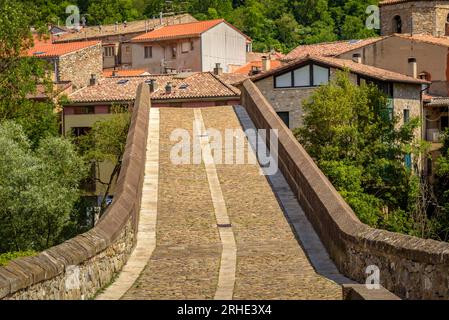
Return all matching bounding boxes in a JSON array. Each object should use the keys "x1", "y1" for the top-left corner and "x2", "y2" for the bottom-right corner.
[
  {"x1": 53, "y1": 14, "x2": 197, "y2": 69},
  {"x1": 250, "y1": 55, "x2": 427, "y2": 133},
  {"x1": 380, "y1": 0, "x2": 449, "y2": 36},
  {"x1": 130, "y1": 19, "x2": 251, "y2": 74},
  {"x1": 28, "y1": 37, "x2": 103, "y2": 90}
]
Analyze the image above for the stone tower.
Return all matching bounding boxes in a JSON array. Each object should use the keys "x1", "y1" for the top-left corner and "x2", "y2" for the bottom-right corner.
[{"x1": 380, "y1": 0, "x2": 449, "y2": 36}]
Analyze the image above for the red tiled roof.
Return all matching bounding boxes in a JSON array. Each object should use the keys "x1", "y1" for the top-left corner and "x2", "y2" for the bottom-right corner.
[
  {"x1": 233, "y1": 60, "x2": 283, "y2": 75},
  {"x1": 131, "y1": 19, "x2": 251, "y2": 42},
  {"x1": 283, "y1": 38, "x2": 384, "y2": 61},
  {"x1": 379, "y1": 0, "x2": 418, "y2": 5},
  {"x1": 67, "y1": 72, "x2": 240, "y2": 104},
  {"x1": 27, "y1": 37, "x2": 100, "y2": 58},
  {"x1": 103, "y1": 69, "x2": 150, "y2": 77},
  {"x1": 394, "y1": 33, "x2": 449, "y2": 47},
  {"x1": 251, "y1": 55, "x2": 430, "y2": 85}
]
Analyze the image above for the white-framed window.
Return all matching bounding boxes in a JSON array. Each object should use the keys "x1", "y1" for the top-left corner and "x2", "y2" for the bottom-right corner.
[
  {"x1": 171, "y1": 45, "x2": 177, "y2": 58},
  {"x1": 181, "y1": 42, "x2": 190, "y2": 53},
  {"x1": 144, "y1": 46, "x2": 152, "y2": 59},
  {"x1": 104, "y1": 46, "x2": 114, "y2": 57},
  {"x1": 274, "y1": 64, "x2": 329, "y2": 88}
]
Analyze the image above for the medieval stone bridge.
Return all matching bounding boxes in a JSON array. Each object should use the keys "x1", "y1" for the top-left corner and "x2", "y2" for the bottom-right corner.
[{"x1": 1, "y1": 81, "x2": 449, "y2": 300}]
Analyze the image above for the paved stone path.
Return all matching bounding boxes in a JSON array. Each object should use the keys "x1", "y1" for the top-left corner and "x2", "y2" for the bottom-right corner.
[
  {"x1": 114, "y1": 106, "x2": 344, "y2": 300},
  {"x1": 96, "y1": 108, "x2": 160, "y2": 300}
]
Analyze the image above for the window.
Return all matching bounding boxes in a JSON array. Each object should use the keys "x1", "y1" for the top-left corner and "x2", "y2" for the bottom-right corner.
[
  {"x1": 393, "y1": 15, "x2": 402, "y2": 33},
  {"x1": 442, "y1": 116, "x2": 449, "y2": 130},
  {"x1": 104, "y1": 46, "x2": 114, "y2": 57},
  {"x1": 274, "y1": 64, "x2": 329, "y2": 88},
  {"x1": 74, "y1": 106, "x2": 95, "y2": 115},
  {"x1": 191, "y1": 41, "x2": 194, "y2": 51},
  {"x1": 71, "y1": 127, "x2": 91, "y2": 137},
  {"x1": 427, "y1": 158, "x2": 433, "y2": 176},
  {"x1": 171, "y1": 45, "x2": 177, "y2": 58},
  {"x1": 275, "y1": 72, "x2": 292, "y2": 88},
  {"x1": 181, "y1": 42, "x2": 190, "y2": 53},
  {"x1": 404, "y1": 109, "x2": 410, "y2": 123},
  {"x1": 277, "y1": 112, "x2": 290, "y2": 128},
  {"x1": 313, "y1": 65, "x2": 330, "y2": 86},
  {"x1": 293, "y1": 65, "x2": 310, "y2": 87},
  {"x1": 446, "y1": 14, "x2": 449, "y2": 36},
  {"x1": 144, "y1": 46, "x2": 152, "y2": 59}
]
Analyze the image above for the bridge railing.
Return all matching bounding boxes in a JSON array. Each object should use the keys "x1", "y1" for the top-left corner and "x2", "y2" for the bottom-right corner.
[
  {"x1": 0, "y1": 83, "x2": 151, "y2": 300},
  {"x1": 240, "y1": 79, "x2": 449, "y2": 300}
]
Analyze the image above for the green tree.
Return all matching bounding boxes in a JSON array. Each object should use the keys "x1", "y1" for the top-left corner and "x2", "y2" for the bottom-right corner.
[
  {"x1": 77, "y1": 107, "x2": 131, "y2": 214},
  {"x1": 0, "y1": 121, "x2": 87, "y2": 252},
  {"x1": 435, "y1": 129, "x2": 449, "y2": 239},
  {"x1": 294, "y1": 71, "x2": 429, "y2": 236},
  {"x1": 0, "y1": 0, "x2": 58, "y2": 147}
]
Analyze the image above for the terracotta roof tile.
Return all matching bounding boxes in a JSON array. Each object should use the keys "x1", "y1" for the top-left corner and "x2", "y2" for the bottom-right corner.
[
  {"x1": 103, "y1": 69, "x2": 150, "y2": 77},
  {"x1": 283, "y1": 37, "x2": 384, "y2": 61},
  {"x1": 379, "y1": 0, "x2": 418, "y2": 5},
  {"x1": 68, "y1": 72, "x2": 240, "y2": 104},
  {"x1": 251, "y1": 55, "x2": 429, "y2": 85},
  {"x1": 394, "y1": 33, "x2": 449, "y2": 47},
  {"x1": 233, "y1": 60, "x2": 283, "y2": 75},
  {"x1": 27, "y1": 37, "x2": 100, "y2": 58},
  {"x1": 131, "y1": 19, "x2": 251, "y2": 42},
  {"x1": 54, "y1": 14, "x2": 197, "y2": 42}
]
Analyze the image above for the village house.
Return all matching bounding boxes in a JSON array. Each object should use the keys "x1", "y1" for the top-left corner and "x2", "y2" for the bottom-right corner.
[
  {"x1": 28, "y1": 37, "x2": 103, "y2": 90},
  {"x1": 249, "y1": 55, "x2": 428, "y2": 137},
  {"x1": 53, "y1": 14, "x2": 197, "y2": 69},
  {"x1": 281, "y1": 0, "x2": 449, "y2": 178},
  {"x1": 63, "y1": 72, "x2": 241, "y2": 200},
  {"x1": 130, "y1": 19, "x2": 251, "y2": 74}
]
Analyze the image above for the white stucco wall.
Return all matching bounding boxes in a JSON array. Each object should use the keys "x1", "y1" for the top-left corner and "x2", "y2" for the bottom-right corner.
[{"x1": 201, "y1": 22, "x2": 247, "y2": 72}]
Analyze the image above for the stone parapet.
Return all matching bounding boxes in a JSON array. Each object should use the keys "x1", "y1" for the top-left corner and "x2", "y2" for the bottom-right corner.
[
  {"x1": 240, "y1": 79, "x2": 449, "y2": 300},
  {"x1": 0, "y1": 84, "x2": 150, "y2": 300}
]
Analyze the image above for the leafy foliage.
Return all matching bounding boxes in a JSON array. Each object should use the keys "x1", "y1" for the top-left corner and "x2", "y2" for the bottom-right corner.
[
  {"x1": 294, "y1": 71, "x2": 433, "y2": 237},
  {"x1": 0, "y1": 0, "x2": 58, "y2": 147},
  {"x1": 0, "y1": 122, "x2": 88, "y2": 252},
  {"x1": 17, "y1": 0, "x2": 380, "y2": 53},
  {"x1": 76, "y1": 106, "x2": 131, "y2": 214},
  {"x1": 0, "y1": 251, "x2": 36, "y2": 266}
]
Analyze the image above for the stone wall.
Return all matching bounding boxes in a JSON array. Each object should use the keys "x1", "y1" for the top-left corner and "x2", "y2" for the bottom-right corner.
[
  {"x1": 240, "y1": 79, "x2": 449, "y2": 300},
  {"x1": 380, "y1": 1, "x2": 449, "y2": 36},
  {"x1": 58, "y1": 43, "x2": 103, "y2": 90},
  {"x1": 0, "y1": 84, "x2": 150, "y2": 300}
]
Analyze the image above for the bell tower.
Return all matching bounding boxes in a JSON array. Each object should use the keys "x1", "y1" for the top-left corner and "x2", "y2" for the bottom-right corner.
[{"x1": 379, "y1": 1, "x2": 449, "y2": 37}]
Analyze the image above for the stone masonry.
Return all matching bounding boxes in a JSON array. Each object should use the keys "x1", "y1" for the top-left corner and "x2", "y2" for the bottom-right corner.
[
  {"x1": 380, "y1": 1, "x2": 449, "y2": 36},
  {"x1": 57, "y1": 43, "x2": 103, "y2": 89}
]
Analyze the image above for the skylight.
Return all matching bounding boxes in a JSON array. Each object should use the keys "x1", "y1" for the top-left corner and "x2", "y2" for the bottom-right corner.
[{"x1": 117, "y1": 79, "x2": 129, "y2": 85}]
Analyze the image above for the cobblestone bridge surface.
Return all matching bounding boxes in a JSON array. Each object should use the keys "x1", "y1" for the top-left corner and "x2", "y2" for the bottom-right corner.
[{"x1": 98, "y1": 106, "x2": 346, "y2": 300}]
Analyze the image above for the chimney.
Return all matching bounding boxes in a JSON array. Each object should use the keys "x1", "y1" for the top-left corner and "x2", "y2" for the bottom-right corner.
[
  {"x1": 114, "y1": 21, "x2": 118, "y2": 32},
  {"x1": 261, "y1": 56, "x2": 271, "y2": 72},
  {"x1": 89, "y1": 74, "x2": 97, "y2": 86},
  {"x1": 214, "y1": 63, "x2": 223, "y2": 75},
  {"x1": 408, "y1": 57, "x2": 417, "y2": 78},
  {"x1": 165, "y1": 82, "x2": 172, "y2": 94},
  {"x1": 112, "y1": 69, "x2": 118, "y2": 77},
  {"x1": 147, "y1": 79, "x2": 157, "y2": 93},
  {"x1": 160, "y1": 12, "x2": 163, "y2": 25},
  {"x1": 352, "y1": 53, "x2": 362, "y2": 64}
]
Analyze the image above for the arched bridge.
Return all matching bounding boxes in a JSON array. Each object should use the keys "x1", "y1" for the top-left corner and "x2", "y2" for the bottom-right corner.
[{"x1": 1, "y1": 81, "x2": 448, "y2": 300}]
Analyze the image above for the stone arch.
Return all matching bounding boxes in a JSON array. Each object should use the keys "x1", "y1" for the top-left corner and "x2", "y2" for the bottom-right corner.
[{"x1": 393, "y1": 15, "x2": 402, "y2": 33}]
